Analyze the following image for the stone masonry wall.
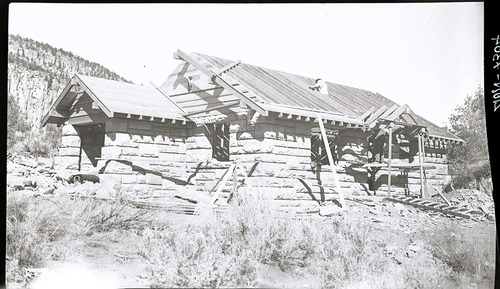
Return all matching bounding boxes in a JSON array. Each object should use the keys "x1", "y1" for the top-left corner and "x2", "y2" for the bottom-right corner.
[{"x1": 55, "y1": 115, "x2": 453, "y2": 202}]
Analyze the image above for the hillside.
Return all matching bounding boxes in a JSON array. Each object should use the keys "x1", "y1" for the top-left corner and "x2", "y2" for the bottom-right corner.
[{"x1": 7, "y1": 34, "x2": 132, "y2": 128}]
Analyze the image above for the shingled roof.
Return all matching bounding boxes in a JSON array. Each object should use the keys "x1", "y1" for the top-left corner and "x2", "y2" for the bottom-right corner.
[{"x1": 182, "y1": 52, "x2": 461, "y2": 142}]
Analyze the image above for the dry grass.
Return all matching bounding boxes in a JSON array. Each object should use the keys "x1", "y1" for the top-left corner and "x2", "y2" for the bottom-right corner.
[
  {"x1": 427, "y1": 223, "x2": 496, "y2": 286},
  {"x1": 5, "y1": 191, "x2": 151, "y2": 285},
  {"x1": 6, "y1": 190, "x2": 496, "y2": 288},
  {"x1": 135, "y1": 195, "x2": 464, "y2": 288}
]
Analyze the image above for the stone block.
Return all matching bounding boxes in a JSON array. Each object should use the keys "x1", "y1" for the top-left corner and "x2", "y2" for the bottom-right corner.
[
  {"x1": 230, "y1": 124, "x2": 241, "y2": 133},
  {"x1": 178, "y1": 142, "x2": 187, "y2": 154},
  {"x1": 121, "y1": 147, "x2": 139, "y2": 156},
  {"x1": 187, "y1": 136, "x2": 212, "y2": 149},
  {"x1": 59, "y1": 147, "x2": 81, "y2": 157},
  {"x1": 101, "y1": 146, "x2": 122, "y2": 159},
  {"x1": 139, "y1": 143, "x2": 159, "y2": 157},
  {"x1": 62, "y1": 124, "x2": 78, "y2": 136},
  {"x1": 233, "y1": 139, "x2": 274, "y2": 154},
  {"x1": 146, "y1": 173, "x2": 163, "y2": 185},
  {"x1": 264, "y1": 131, "x2": 277, "y2": 139},
  {"x1": 154, "y1": 134, "x2": 171, "y2": 144},
  {"x1": 60, "y1": 135, "x2": 81, "y2": 148},
  {"x1": 185, "y1": 149, "x2": 212, "y2": 162},
  {"x1": 238, "y1": 132, "x2": 254, "y2": 140},
  {"x1": 105, "y1": 132, "x2": 134, "y2": 147}
]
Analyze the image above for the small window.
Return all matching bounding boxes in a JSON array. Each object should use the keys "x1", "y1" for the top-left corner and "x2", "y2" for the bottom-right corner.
[
  {"x1": 311, "y1": 129, "x2": 339, "y2": 166},
  {"x1": 213, "y1": 123, "x2": 230, "y2": 161}
]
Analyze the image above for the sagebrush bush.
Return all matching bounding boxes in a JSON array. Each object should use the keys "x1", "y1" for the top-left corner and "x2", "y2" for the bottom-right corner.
[
  {"x1": 6, "y1": 191, "x2": 151, "y2": 285},
  {"x1": 428, "y1": 225, "x2": 495, "y2": 281},
  {"x1": 137, "y1": 195, "x2": 400, "y2": 288}
]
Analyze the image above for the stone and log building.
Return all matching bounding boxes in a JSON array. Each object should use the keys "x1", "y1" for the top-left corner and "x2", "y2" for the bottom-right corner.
[{"x1": 41, "y1": 50, "x2": 463, "y2": 208}]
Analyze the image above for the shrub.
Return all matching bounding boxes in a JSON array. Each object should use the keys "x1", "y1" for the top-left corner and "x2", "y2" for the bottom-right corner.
[
  {"x1": 21, "y1": 124, "x2": 61, "y2": 157},
  {"x1": 427, "y1": 224, "x2": 495, "y2": 284},
  {"x1": 5, "y1": 191, "x2": 151, "y2": 285}
]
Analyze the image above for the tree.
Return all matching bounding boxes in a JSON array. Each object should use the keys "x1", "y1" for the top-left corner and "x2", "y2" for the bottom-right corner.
[{"x1": 447, "y1": 87, "x2": 491, "y2": 191}]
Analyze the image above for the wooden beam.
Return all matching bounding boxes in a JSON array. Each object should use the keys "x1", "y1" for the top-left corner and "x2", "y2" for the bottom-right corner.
[
  {"x1": 375, "y1": 105, "x2": 398, "y2": 124},
  {"x1": 358, "y1": 107, "x2": 375, "y2": 121},
  {"x1": 317, "y1": 115, "x2": 346, "y2": 209},
  {"x1": 387, "y1": 123, "x2": 394, "y2": 197},
  {"x1": 365, "y1": 105, "x2": 388, "y2": 124},
  {"x1": 176, "y1": 49, "x2": 268, "y2": 116},
  {"x1": 48, "y1": 109, "x2": 66, "y2": 119},
  {"x1": 67, "y1": 114, "x2": 109, "y2": 125},
  {"x1": 183, "y1": 101, "x2": 240, "y2": 117},
  {"x1": 385, "y1": 104, "x2": 409, "y2": 121},
  {"x1": 418, "y1": 133, "x2": 424, "y2": 198}
]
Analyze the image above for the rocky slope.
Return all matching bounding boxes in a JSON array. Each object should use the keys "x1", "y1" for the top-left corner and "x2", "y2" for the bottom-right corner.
[{"x1": 7, "y1": 34, "x2": 132, "y2": 128}]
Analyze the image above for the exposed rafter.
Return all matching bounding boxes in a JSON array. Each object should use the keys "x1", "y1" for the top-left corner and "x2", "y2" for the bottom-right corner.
[
  {"x1": 175, "y1": 49, "x2": 268, "y2": 116},
  {"x1": 215, "y1": 60, "x2": 242, "y2": 75}
]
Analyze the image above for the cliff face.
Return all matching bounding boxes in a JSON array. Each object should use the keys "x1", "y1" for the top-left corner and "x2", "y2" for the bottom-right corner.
[{"x1": 7, "y1": 34, "x2": 132, "y2": 128}]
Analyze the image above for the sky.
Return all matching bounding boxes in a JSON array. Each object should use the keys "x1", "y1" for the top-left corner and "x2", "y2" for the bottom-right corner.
[{"x1": 8, "y1": 3, "x2": 483, "y2": 126}]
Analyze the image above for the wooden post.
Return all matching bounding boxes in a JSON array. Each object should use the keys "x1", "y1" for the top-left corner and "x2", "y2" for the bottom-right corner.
[
  {"x1": 387, "y1": 123, "x2": 394, "y2": 197},
  {"x1": 418, "y1": 131, "x2": 424, "y2": 198},
  {"x1": 317, "y1": 115, "x2": 346, "y2": 209}
]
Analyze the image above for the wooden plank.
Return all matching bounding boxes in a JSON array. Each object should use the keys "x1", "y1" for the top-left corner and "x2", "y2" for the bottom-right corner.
[
  {"x1": 174, "y1": 190, "x2": 213, "y2": 204},
  {"x1": 211, "y1": 163, "x2": 236, "y2": 204},
  {"x1": 386, "y1": 197, "x2": 471, "y2": 219},
  {"x1": 434, "y1": 187, "x2": 451, "y2": 206},
  {"x1": 317, "y1": 115, "x2": 346, "y2": 209}
]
